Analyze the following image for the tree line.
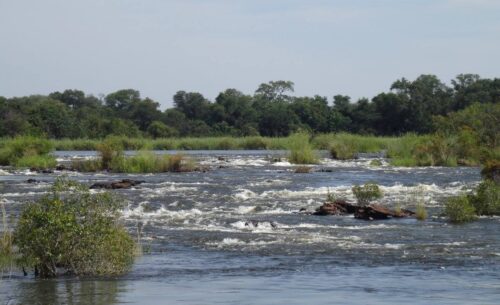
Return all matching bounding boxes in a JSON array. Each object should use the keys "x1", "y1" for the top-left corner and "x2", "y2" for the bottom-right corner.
[{"x1": 0, "y1": 74, "x2": 499, "y2": 139}]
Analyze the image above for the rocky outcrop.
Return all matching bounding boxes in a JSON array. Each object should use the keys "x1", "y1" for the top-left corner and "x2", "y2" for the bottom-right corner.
[
  {"x1": 89, "y1": 179, "x2": 145, "y2": 189},
  {"x1": 313, "y1": 200, "x2": 357, "y2": 215},
  {"x1": 354, "y1": 204, "x2": 414, "y2": 220},
  {"x1": 313, "y1": 201, "x2": 414, "y2": 220}
]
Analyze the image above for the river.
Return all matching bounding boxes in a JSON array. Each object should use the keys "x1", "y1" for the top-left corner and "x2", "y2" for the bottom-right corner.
[{"x1": 0, "y1": 151, "x2": 499, "y2": 304}]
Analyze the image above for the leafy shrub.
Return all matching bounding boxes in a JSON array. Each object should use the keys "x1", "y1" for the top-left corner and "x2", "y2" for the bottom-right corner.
[
  {"x1": 352, "y1": 183, "x2": 383, "y2": 206},
  {"x1": 444, "y1": 195, "x2": 477, "y2": 224},
  {"x1": 288, "y1": 132, "x2": 318, "y2": 164},
  {"x1": 14, "y1": 179, "x2": 135, "y2": 277},
  {"x1": 469, "y1": 180, "x2": 500, "y2": 216}
]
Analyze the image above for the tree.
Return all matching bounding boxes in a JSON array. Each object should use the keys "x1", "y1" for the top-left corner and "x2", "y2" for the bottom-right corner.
[
  {"x1": 255, "y1": 80, "x2": 295, "y2": 102},
  {"x1": 147, "y1": 121, "x2": 178, "y2": 138},
  {"x1": 173, "y1": 91, "x2": 210, "y2": 120}
]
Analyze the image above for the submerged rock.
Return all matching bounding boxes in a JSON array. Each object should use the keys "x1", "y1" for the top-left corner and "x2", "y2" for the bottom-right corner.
[
  {"x1": 354, "y1": 204, "x2": 415, "y2": 220},
  {"x1": 313, "y1": 201, "x2": 414, "y2": 220},
  {"x1": 244, "y1": 220, "x2": 278, "y2": 229},
  {"x1": 89, "y1": 179, "x2": 145, "y2": 189},
  {"x1": 313, "y1": 200, "x2": 357, "y2": 215}
]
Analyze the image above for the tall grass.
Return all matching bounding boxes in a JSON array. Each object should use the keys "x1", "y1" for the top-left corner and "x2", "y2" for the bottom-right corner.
[
  {"x1": 288, "y1": 133, "x2": 318, "y2": 164},
  {"x1": 0, "y1": 136, "x2": 56, "y2": 168},
  {"x1": 0, "y1": 198, "x2": 14, "y2": 273}
]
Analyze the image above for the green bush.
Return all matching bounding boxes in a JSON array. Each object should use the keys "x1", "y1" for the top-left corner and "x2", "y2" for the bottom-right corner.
[
  {"x1": 288, "y1": 132, "x2": 318, "y2": 164},
  {"x1": 469, "y1": 180, "x2": 500, "y2": 216},
  {"x1": 96, "y1": 137, "x2": 124, "y2": 170},
  {"x1": 444, "y1": 195, "x2": 477, "y2": 224},
  {"x1": 14, "y1": 179, "x2": 135, "y2": 277},
  {"x1": 352, "y1": 183, "x2": 383, "y2": 206}
]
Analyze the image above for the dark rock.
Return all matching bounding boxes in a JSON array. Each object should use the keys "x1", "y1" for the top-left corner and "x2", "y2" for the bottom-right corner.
[
  {"x1": 26, "y1": 178, "x2": 39, "y2": 183},
  {"x1": 354, "y1": 204, "x2": 414, "y2": 220},
  {"x1": 317, "y1": 168, "x2": 333, "y2": 173},
  {"x1": 30, "y1": 168, "x2": 54, "y2": 174},
  {"x1": 55, "y1": 164, "x2": 67, "y2": 171},
  {"x1": 313, "y1": 200, "x2": 358, "y2": 216},
  {"x1": 295, "y1": 166, "x2": 311, "y2": 173},
  {"x1": 314, "y1": 201, "x2": 414, "y2": 220},
  {"x1": 217, "y1": 156, "x2": 225, "y2": 161},
  {"x1": 90, "y1": 179, "x2": 145, "y2": 189},
  {"x1": 244, "y1": 220, "x2": 277, "y2": 229}
]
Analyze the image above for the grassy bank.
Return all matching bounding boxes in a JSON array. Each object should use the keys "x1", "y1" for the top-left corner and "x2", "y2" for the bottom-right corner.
[{"x1": 1, "y1": 132, "x2": 497, "y2": 168}]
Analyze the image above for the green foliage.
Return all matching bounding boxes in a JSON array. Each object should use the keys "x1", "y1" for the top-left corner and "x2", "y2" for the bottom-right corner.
[
  {"x1": 0, "y1": 136, "x2": 55, "y2": 168},
  {"x1": 469, "y1": 180, "x2": 500, "y2": 216},
  {"x1": 13, "y1": 179, "x2": 135, "y2": 277},
  {"x1": 288, "y1": 132, "x2": 318, "y2": 164},
  {"x1": 369, "y1": 159, "x2": 383, "y2": 166},
  {"x1": 352, "y1": 183, "x2": 383, "y2": 206},
  {"x1": 444, "y1": 195, "x2": 477, "y2": 224},
  {"x1": 147, "y1": 121, "x2": 178, "y2": 138}
]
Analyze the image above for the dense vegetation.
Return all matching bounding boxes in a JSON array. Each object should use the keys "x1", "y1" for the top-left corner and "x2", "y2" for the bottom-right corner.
[
  {"x1": 13, "y1": 179, "x2": 136, "y2": 277},
  {"x1": 1, "y1": 74, "x2": 499, "y2": 139}
]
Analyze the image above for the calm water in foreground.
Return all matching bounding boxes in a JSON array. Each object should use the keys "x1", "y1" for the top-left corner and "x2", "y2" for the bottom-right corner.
[{"x1": 0, "y1": 151, "x2": 499, "y2": 305}]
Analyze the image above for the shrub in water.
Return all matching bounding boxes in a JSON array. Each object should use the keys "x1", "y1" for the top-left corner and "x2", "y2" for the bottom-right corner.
[
  {"x1": 469, "y1": 180, "x2": 500, "y2": 216},
  {"x1": 444, "y1": 195, "x2": 477, "y2": 224},
  {"x1": 288, "y1": 132, "x2": 318, "y2": 164},
  {"x1": 14, "y1": 179, "x2": 135, "y2": 277},
  {"x1": 352, "y1": 183, "x2": 383, "y2": 206}
]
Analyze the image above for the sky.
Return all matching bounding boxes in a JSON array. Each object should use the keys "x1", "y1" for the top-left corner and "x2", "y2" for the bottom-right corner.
[{"x1": 0, "y1": 0, "x2": 499, "y2": 109}]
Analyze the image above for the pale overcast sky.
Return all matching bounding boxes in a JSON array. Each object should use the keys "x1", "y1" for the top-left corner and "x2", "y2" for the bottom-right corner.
[{"x1": 0, "y1": 0, "x2": 499, "y2": 108}]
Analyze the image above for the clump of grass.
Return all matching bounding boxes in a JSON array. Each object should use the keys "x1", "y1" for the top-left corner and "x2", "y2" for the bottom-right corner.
[
  {"x1": 0, "y1": 199, "x2": 14, "y2": 273},
  {"x1": 15, "y1": 155, "x2": 57, "y2": 168},
  {"x1": 14, "y1": 178, "x2": 136, "y2": 277},
  {"x1": 0, "y1": 136, "x2": 56, "y2": 169},
  {"x1": 352, "y1": 182, "x2": 383, "y2": 206},
  {"x1": 241, "y1": 137, "x2": 268, "y2": 150},
  {"x1": 96, "y1": 137, "x2": 125, "y2": 170},
  {"x1": 294, "y1": 166, "x2": 312, "y2": 173},
  {"x1": 369, "y1": 159, "x2": 383, "y2": 166},
  {"x1": 444, "y1": 195, "x2": 477, "y2": 224},
  {"x1": 330, "y1": 142, "x2": 357, "y2": 160},
  {"x1": 415, "y1": 202, "x2": 428, "y2": 220},
  {"x1": 288, "y1": 132, "x2": 318, "y2": 164}
]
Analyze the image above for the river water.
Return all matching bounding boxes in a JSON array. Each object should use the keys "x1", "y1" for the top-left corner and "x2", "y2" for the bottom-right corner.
[{"x1": 0, "y1": 151, "x2": 499, "y2": 305}]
